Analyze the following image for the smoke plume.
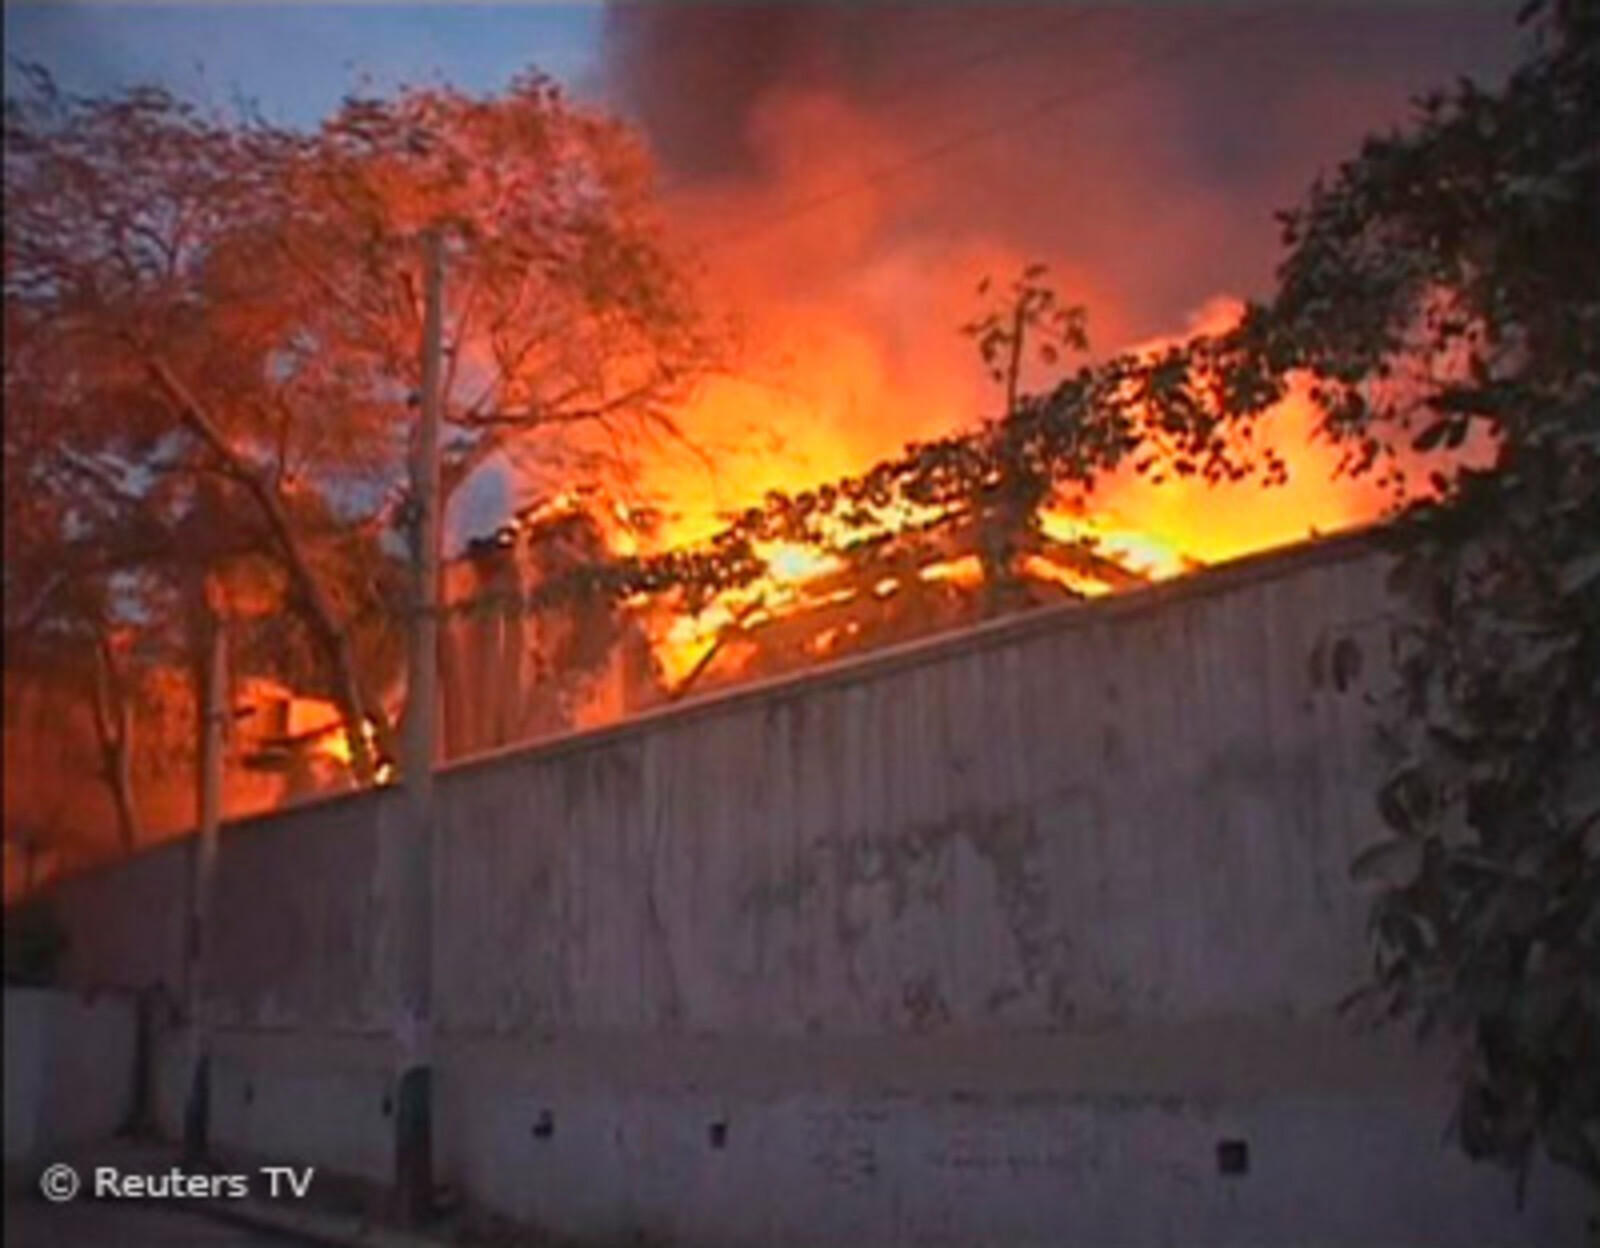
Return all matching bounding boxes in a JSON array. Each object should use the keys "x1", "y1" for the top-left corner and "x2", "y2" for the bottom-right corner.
[{"x1": 598, "y1": 3, "x2": 1519, "y2": 549}]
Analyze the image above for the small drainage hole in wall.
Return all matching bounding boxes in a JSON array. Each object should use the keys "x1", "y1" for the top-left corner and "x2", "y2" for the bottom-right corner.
[
  {"x1": 1217, "y1": 1139, "x2": 1250, "y2": 1177},
  {"x1": 532, "y1": 1110, "x2": 555, "y2": 1141},
  {"x1": 708, "y1": 1121, "x2": 728, "y2": 1150}
]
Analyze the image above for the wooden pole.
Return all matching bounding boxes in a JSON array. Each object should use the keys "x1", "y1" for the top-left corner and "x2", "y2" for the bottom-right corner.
[
  {"x1": 182, "y1": 610, "x2": 227, "y2": 1164},
  {"x1": 394, "y1": 226, "x2": 443, "y2": 1224}
]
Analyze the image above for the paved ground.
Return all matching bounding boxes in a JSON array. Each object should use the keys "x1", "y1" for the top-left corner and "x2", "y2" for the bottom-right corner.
[{"x1": 5, "y1": 1194, "x2": 296, "y2": 1247}]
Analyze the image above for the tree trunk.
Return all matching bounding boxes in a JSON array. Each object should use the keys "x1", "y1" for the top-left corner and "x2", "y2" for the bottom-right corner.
[
  {"x1": 144, "y1": 355, "x2": 393, "y2": 784},
  {"x1": 91, "y1": 632, "x2": 142, "y2": 855}
]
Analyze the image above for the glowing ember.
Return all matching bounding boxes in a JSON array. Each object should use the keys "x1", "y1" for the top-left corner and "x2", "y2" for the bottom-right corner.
[
  {"x1": 1037, "y1": 510, "x2": 1193, "y2": 581},
  {"x1": 754, "y1": 541, "x2": 844, "y2": 589},
  {"x1": 315, "y1": 720, "x2": 394, "y2": 784},
  {"x1": 239, "y1": 680, "x2": 396, "y2": 785},
  {"x1": 1018, "y1": 555, "x2": 1114, "y2": 599},
  {"x1": 917, "y1": 556, "x2": 985, "y2": 588}
]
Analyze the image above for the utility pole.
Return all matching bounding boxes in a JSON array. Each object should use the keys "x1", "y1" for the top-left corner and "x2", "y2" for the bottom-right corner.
[
  {"x1": 395, "y1": 226, "x2": 443, "y2": 1224},
  {"x1": 183, "y1": 607, "x2": 227, "y2": 1164}
]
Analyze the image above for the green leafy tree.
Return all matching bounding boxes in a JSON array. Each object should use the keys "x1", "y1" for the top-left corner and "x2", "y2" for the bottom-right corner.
[
  {"x1": 1266, "y1": 1, "x2": 1599, "y2": 1190},
  {"x1": 963, "y1": 265, "x2": 1090, "y2": 614}
]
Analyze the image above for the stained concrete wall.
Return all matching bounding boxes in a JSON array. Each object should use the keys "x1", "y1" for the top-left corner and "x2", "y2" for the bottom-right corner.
[
  {"x1": 431, "y1": 538, "x2": 1392, "y2": 1036},
  {"x1": 4, "y1": 987, "x2": 139, "y2": 1163},
  {"x1": 42, "y1": 534, "x2": 1597, "y2": 1243}
]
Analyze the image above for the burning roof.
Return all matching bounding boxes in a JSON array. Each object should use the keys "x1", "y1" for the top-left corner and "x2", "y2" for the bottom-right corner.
[{"x1": 444, "y1": 469, "x2": 1211, "y2": 742}]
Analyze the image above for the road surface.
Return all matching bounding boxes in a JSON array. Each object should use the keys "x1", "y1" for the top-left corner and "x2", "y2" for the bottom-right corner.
[{"x1": 6, "y1": 1195, "x2": 294, "y2": 1247}]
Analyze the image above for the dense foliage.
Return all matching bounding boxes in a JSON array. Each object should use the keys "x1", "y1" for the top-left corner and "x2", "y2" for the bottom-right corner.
[
  {"x1": 4, "y1": 68, "x2": 714, "y2": 802},
  {"x1": 1296, "y1": 1, "x2": 1598, "y2": 1190}
]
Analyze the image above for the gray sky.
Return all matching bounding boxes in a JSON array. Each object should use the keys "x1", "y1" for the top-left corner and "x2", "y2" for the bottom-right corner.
[
  {"x1": 4, "y1": 3, "x2": 606, "y2": 549},
  {"x1": 3, "y1": 3, "x2": 605, "y2": 122}
]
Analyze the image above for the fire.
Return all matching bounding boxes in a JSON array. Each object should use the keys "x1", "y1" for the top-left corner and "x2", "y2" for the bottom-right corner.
[
  {"x1": 917, "y1": 556, "x2": 985, "y2": 588},
  {"x1": 446, "y1": 74, "x2": 1487, "y2": 746},
  {"x1": 1036, "y1": 511, "x2": 1193, "y2": 581},
  {"x1": 597, "y1": 306, "x2": 1403, "y2": 699},
  {"x1": 15, "y1": 14, "x2": 1513, "y2": 867},
  {"x1": 236, "y1": 679, "x2": 395, "y2": 786},
  {"x1": 655, "y1": 605, "x2": 739, "y2": 687},
  {"x1": 313, "y1": 720, "x2": 394, "y2": 784},
  {"x1": 757, "y1": 540, "x2": 843, "y2": 587},
  {"x1": 1083, "y1": 298, "x2": 1401, "y2": 566},
  {"x1": 611, "y1": 285, "x2": 1406, "y2": 694},
  {"x1": 574, "y1": 70, "x2": 1426, "y2": 699}
]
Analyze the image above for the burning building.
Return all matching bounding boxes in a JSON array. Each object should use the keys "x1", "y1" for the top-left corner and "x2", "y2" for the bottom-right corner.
[
  {"x1": 0, "y1": 4, "x2": 1517, "y2": 886},
  {"x1": 402, "y1": 4, "x2": 1510, "y2": 757},
  {"x1": 437, "y1": 473, "x2": 1199, "y2": 758}
]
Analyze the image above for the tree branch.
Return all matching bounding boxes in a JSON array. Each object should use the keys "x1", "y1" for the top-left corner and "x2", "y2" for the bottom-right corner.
[{"x1": 143, "y1": 351, "x2": 395, "y2": 782}]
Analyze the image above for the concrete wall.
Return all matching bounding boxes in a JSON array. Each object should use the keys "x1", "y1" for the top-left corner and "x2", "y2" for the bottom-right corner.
[
  {"x1": 4, "y1": 987, "x2": 139, "y2": 1164},
  {"x1": 431, "y1": 539, "x2": 1391, "y2": 1036},
  {"x1": 43, "y1": 535, "x2": 1597, "y2": 1243}
]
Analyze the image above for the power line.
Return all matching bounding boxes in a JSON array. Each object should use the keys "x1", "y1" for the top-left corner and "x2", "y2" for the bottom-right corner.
[
  {"x1": 851, "y1": 8, "x2": 1105, "y2": 116},
  {"x1": 648, "y1": 7, "x2": 1103, "y2": 206},
  {"x1": 693, "y1": 11, "x2": 1278, "y2": 257}
]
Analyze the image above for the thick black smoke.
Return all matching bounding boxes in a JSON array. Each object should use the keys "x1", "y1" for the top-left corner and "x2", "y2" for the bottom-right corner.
[
  {"x1": 601, "y1": 3, "x2": 1522, "y2": 341},
  {"x1": 596, "y1": 3, "x2": 1524, "y2": 547}
]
